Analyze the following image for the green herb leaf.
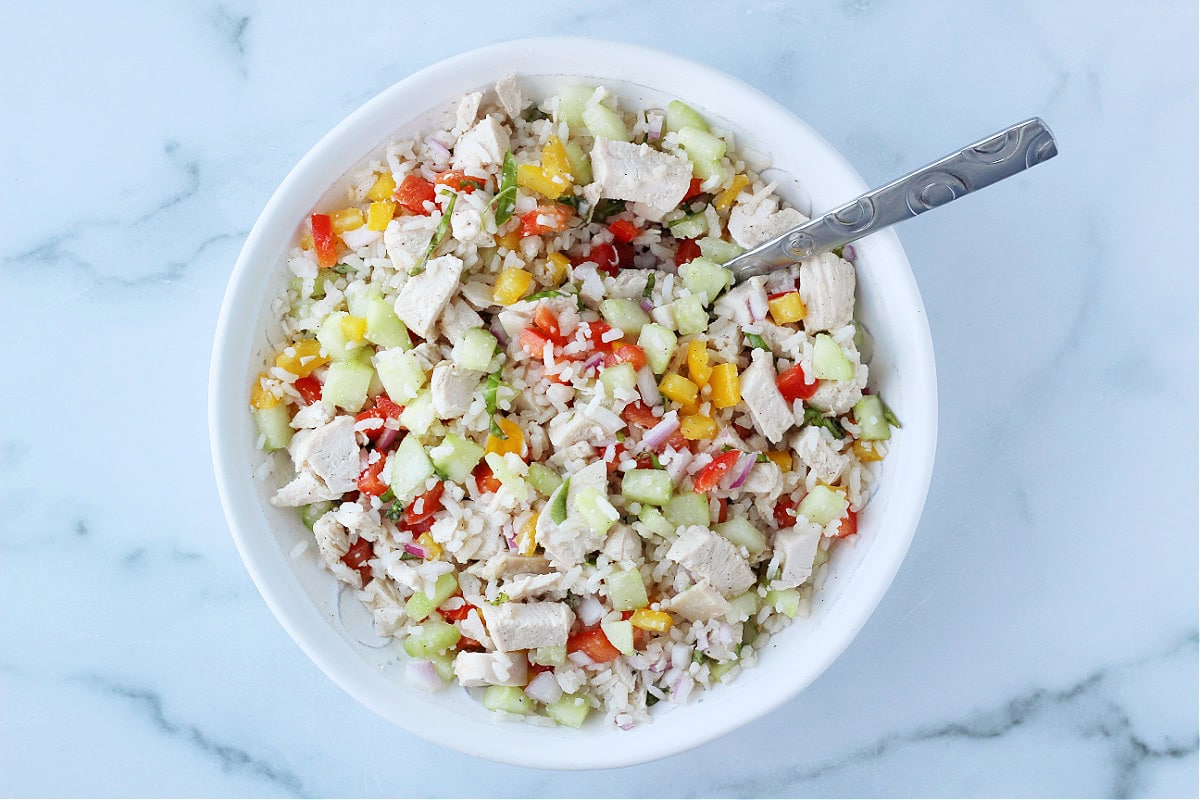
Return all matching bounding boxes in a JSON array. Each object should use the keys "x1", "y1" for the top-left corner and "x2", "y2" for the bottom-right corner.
[
  {"x1": 332, "y1": 263, "x2": 354, "y2": 275},
  {"x1": 802, "y1": 406, "x2": 846, "y2": 439},
  {"x1": 526, "y1": 289, "x2": 562, "y2": 301},
  {"x1": 384, "y1": 499, "x2": 405, "y2": 522},
  {"x1": 489, "y1": 592, "x2": 510, "y2": 605},
  {"x1": 642, "y1": 272, "x2": 656, "y2": 298},
  {"x1": 521, "y1": 105, "x2": 549, "y2": 122},
  {"x1": 756, "y1": 453, "x2": 769, "y2": 463},
  {"x1": 745, "y1": 333, "x2": 769, "y2": 350},
  {"x1": 380, "y1": 488, "x2": 396, "y2": 504},
  {"x1": 556, "y1": 194, "x2": 581, "y2": 211},
  {"x1": 832, "y1": 246, "x2": 845, "y2": 259},
  {"x1": 649, "y1": 453, "x2": 663, "y2": 470},
  {"x1": 881, "y1": 399, "x2": 902, "y2": 429},
  {"x1": 485, "y1": 370, "x2": 507, "y2": 439},
  {"x1": 590, "y1": 198, "x2": 625, "y2": 223},
  {"x1": 489, "y1": 152, "x2": 518, "y2": 226},
  {"x1": 410, "y1": 190, "x2": 457, "y2": 276},
  {"x1": 646, "y1": 692, "x2": 660, "y2": 707}
]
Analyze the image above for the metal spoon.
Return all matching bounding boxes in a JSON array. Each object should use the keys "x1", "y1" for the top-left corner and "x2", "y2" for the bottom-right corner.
[{"x1": 722, "y1": 118, "x2": 1058, "y2": 280}]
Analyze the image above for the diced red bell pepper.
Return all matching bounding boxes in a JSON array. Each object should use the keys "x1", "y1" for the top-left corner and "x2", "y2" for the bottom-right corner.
[
  {"x1": 294, "y1": 375, "x2": 322, "y2": 404},
  {"x1": 604, "y1": 442, "x2": 626, "y2": 474},
  {"x1": 528, "y1": 662, "x2": 555, "y2": 677},
  {"x1": 532, "y1": 304, "x2": 567, "y2": 345},
  {"x1": 457, "y1": 636, "x2": 485, "y2": 652},
  {"x1": 582, "y1": 320, "x2": 618, "y2": 354},
  {"x1": 603, "y1": 343, "x2": 648, "y2": 371},
  {"x1": 567, "y1": 628, "x2": 621, "y2": 663},
  {"x1": 776, "y1": 363, "x2": 820, "y2": 402},
  {"x1": 715, "y1": 496, "x2": 729, "y2": 524},
  {"x1": 440, "y1": 600, "x2": 475, "y2": 623},
  {"x1": 404, "y1": 516, "x2": 436, "y2": 536},
  {"x1": 473, "y1": 461, "x2": 503, "y2": 494},
  {"x1": 355, "y1": 395, "x2": 404, "y2": 442},
  {"x1": 519, "y1": 327, "x2": 554, "y2": 359},
  {"x1": 394, "y1": 174, "x2": 437, "y2": 214},
  {"x1": 607, "y1": 218, "x2": 640, "y2": 244},
  {"x1": 403, "y1": 482, "x2": 445, "y2": 528},
  {"x1": 341, "y1": 537, "x2": 374, "y2": 586},
  {"x1": 435, "y1": 170, "x2": 488, "y2": 193},
  {"x1": 773, "y1": 498, "x2": 798, "y2": 529},
  {"x1": 692, "y1": 449, "x2": 742, "y2": 492},
  {"x1": 683, "y1": 177, "x2": 704, "y2": 201},
  {"x1": 519, "y1": 204, "x2": 574, "y2": 237},
  {"x1": 833, "y1": 508, "x2": 858, "y2": 538},
  {"x1": 674, "y1": 238, "x2": 702, "y2": 268},
  {"x1": 588, "y1": 242, "x2": 620, "y2": 276},
  {"x1": 622, "y1": 400, "x2": 661, "y2": 428},
  {"x1": 356, "y1": 456, "x2": 389, "y2": 497},
  {"x1": 310, "y1": 213, "x2": 338, "y2": 269}
]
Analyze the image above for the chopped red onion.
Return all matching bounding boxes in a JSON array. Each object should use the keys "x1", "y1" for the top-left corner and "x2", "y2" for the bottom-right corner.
[
  {"x1": 670, "y1": 642, "x2": 691, "y2": 670},
  {"x1": 577, "y1": 594, "x2": 606, "y2": 627},
  {"x1": 640, "y1": 410, "x2": 680, "y2": 450},
  {"x1": 403, "y1": 543, "x2": 426, "y2": 559},
  {"x1": 671, "y1": 674, "x2": 694, "y2": 704},
  {"x1": 506, "y1": 533, "x2": 517, "y2": 551},
  {"x1": 640, "y1": 298, "x2": 653, "y2": 312},
  {"x1": 583, "y1": 352, "x2": 605, "y2": 371},
  {"x1": 406, "y1": 659, "x2": 445, "y2": 692},
  {"x1": 646, "y1": 113, "x2": 664, "y2": 142},
  {"x1": 664, "y1": 450, "x2": 691, "y2": 485},
  {"x1": 375, "y1": 428, "x2": 399, "y2": 451},
  {"x1": 568, "y1": 651, "x2": 595, "y2": 667},
  {"x1": 425, "y1": 137, "x2": 451, "y2": 160},
  {"x1": 524, "y1": 671, "x2": 563, "y2": 705},
  {"x1": 842, "y1": 244, "x2": 857, "y2": 263},
  {"x1": 724, "y1": 451, "x2": 758, "y2": 490},
  {"x1": 748, "y1": 290, "x2": 769, "y2": 322}
]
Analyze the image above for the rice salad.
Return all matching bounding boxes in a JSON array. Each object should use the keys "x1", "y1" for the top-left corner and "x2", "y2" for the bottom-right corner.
[{"x1": 249, "y1": 76, "x2": 899, "y2": 729}]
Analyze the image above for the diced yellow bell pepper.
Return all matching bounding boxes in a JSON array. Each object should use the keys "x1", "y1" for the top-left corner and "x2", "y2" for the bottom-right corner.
[
  {"x1": 417, "y1": 532, "x2": 443, "y2": 560},
  {"x1": 367, "y1": 172, "x2": 396, "y2": 202},
  {"x1": 340, "y1": 315, "x2": 367, "y2": 343},
  {"x1": 766, "y1": 450, "x2": 792, "y2": 473},
  {"x1": 518, "y1": 514, "x2": 539, "y2": 556},
  {"x1": 853, "y1": 440, "x2": 886, "y2": 462},
  {"x1": 681, "y1": 414, "x2": 717, "y2": 440},
  {"x1": 767, "y1": 291, "x2": 806, "y2": 325},
  {"x1": 330, "y1": 207, "x2": 365, "y2": 234},
  {"x1": 541, "y1": 136, "x2": 573, "y2": 186},
  {"x1": 367, "y1": 200, "x2": 396, "y2": 231},
  {"x1": 275, "y1": 339, "x2": 329, "y2": 378},
  {"x1": 250, "y1": 372, "x2": 280, "y2": 409},
  {"x1": 486, "y1": 417, "x2": 525, "y2": 458},
  {"x1": 496, "y1": 229, "x2": 522, "y2": 251},
  {"x1": 686, "y1": 340, "x2": 712, "y2": 387},
  {"x1": 630, "y1": 608, "x2": 673, "y2": 633},
  {"x1": 659, "y1": 374, "x2": 699, "y2": 406},
  {"x1": 299, "y1": 231, "x2": 314, "y2": 250},
  {"x1": 710, "y1": 363, "x2": 741, "y2": 409},
  {"x1": 517, "y1": 163, "x2": 565, "y2": 200},
  {"x1": 493, "y1": 267, "x2": 534, "y2": 304},
  {"x1": 714, "y1": 174, "x2": 750, "y2": 213},
  {"x1": 547, "y1": 252, "x2": 570, "y2": 286}
]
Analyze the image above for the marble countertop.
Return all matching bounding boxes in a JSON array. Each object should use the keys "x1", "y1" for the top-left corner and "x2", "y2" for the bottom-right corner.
[{"x1": 3, "y1": 1, "x2": 1196, "y2": 797}]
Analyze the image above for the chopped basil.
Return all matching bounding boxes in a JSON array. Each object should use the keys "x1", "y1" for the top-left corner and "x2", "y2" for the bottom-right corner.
[
  {"x1": 489, "y1": 592, "x2": 510, "y2": 605},
  {"x1": 332, "y1": 263, "x2": 354, "y2": 275},
  {"x1": 590, "y1": 198, "x2": 625, "y2": 223},
  {"x1": 485, "y1": 370, "x2": 506, "y2": 438},
  {"x1": 642, "y1": 272, "x2": 656, "y2": 298},
  {"x1": 521, "y1": 105, "x2": 549, "y2": 122},
  {"x1": 803, "y1": 406, "x2": 847, "y2": 439},
  {"x1": 646, "y1": 692, "x2": 660, "y2": 707},
  {"x1": 556, "y1": 194, "x2": 582, "y2": 211},
  {"x1": 832, "y1": 246, "x2": 845, "y2": 259},
  {"x1": 380, "y1": 488, "x2": 396, "y2": 504},
  {"x1": 756, "y1": 453, "x2": 769, "y2": 463},
  {"x1": 649, "y1": 453, "x2": 663, "y2": 470},
  {"x1": 410, "y1": 190, "x2": 457, "y2": 276},
  {"x1": 526, "y1": 289, "x2": 562, "y2": 301},
  {"x1": 399, "y1": 550, "x2": 420, "y2": 561},
  {"x1": 489, "y1": 152, "x2": 518, "y2": 226},
  {"x1": 881, "y1": 399, "x2": 902, "y2": 429},
  {"x1": 384, "y1": 499, "x2": 404, "y2": 522},
  {"x1": 745, "y1": 333, "x2": 769, "y2": 350}
]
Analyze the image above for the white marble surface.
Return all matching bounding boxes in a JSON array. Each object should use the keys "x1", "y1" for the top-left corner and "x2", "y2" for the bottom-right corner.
[{"x1": 2, "y1": 1, "x2": 1197, "y2": 797}]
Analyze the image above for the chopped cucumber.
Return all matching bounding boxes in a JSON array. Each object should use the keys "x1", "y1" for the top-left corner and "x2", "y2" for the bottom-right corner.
[
  {"x1": 605, "y1": 567, "x2": 649, "y2": 611},
  {"x1": 530, "y1": 644, "x2": 567, "y2": 667},
  {"x1": 583, "y1": 103, "x2": 629, "y2": 142},
  {"x1": 725, "y1": 590, "x2": 760, "y2": 623},
  {"x1": 853, "y1": 395, "x2": 891, "y2": 441},
  {"x1": 546, "y1": 693, "x2": 591, "y2": 728},
  {"x1": 666, "y1": 100, "x2": 710, "y2": 134},
  {"x1": 364, "y1": 297, "x2": 412, "y2": 349},
  {"x1": 637, "y1": 323, "x2": 678, "y2": 374},
  {"x1": 405, "y1": 571, "x2": 459, "y2": 622},
  {"x1": 621, "y1": 469, "x2": 673, "y2": 507},
  {"x1": 664, "y1": 491, "x2": 710, "y2": 528},
  {"x1": 715, "y1": 518, "x2": 767, "y2": 556},
  {"x1": 316, "y1": 311, "x2": 364, "y2": 361},
  {"x1": 796, "y1": 485, "x2": 848, "y2": 526},
  {"x1": 678, "y1": 126, "x2": 727, "y2": 166},
  {"x1": 300, "y1": 500, "x2": 333, "y2": 529},
  {"x1": 253, "y1": 404, "x2": 293, "y2": 451},
  {"x1": 548, "y1": 479, "x2": 570, "y2": 524},
  {"x1": 691, "y1": 156, "x2": 724, "y2": 181},
  {"x1": 346, "y1": 289, "x2": 372, "y2": 318},
  {"x1": 698, "y1": 237, "x2": 745, "y2": 263},
  {"x1": 322, "y1": 359, "x2": 374, "y2": 413},
  {"x1": 668, "y1": 211, "x2": 708, "y2": 240},
  {"x1": 398, "y1": 389, "x2": 436, "y2": 435},
  {"x1": 679, "y1": 257, "x2": 731, "y2": 304},
  {"x1": 672, "y1": 295, "x2": 709, "y2": 336},
  {"x1": 638, "y1": 505, "x2": 677, "y2": 538},
  {"x1": 709, "y1": 658, "x2": 738, "y2": 682},
  {"x1": 599, "y1": 363, "x2": 638, "y2": 397},
  {"x1": 374, "y1": 348, "x2": 426, "y2": 404},
  {"x1": 451, "y1": 328, "x2": 497, "y2": 372},
  {"x1": 428, "y1": 433, "x2": 484, "y2": 484},
  {"x1": 574, "y1": 486, "x2": 618, "y2": 534},
  {"x1": 766, "y1": 587, "x2": 802, "y2": 618},
  {"x1": 556, "y1": 85, "x2": 595, "y2": 128},
  {"x1": 482, "y1": 685, "x2": 535, "y2": 715},
  {"x1": 388, "y1": 435, "x2": 435, "y2": 501},
  {"x1": 600, "y1": 619, "x2": 636, "y2": 655},
  {"x1": 564, "y1": 141, "x2": 592, "y2": 184},
  {"x1": 484, "y1": 452, "x2": 530, "y2": 502},
  {"x1": 527, "y1": 463, "x2": 562, "y2": 497},
  {"x1": 402, "y1": 619, "x2": 460, "y2": 658},
  {"x1": 812, "y1": 333, "x2": 854, "y2": 381},
  {"x1": 600, "y1": 298, "x2": 650, "y2": 336},
  {"x1": 426, "y1": 650, "x2": 456, "y2": 683}
]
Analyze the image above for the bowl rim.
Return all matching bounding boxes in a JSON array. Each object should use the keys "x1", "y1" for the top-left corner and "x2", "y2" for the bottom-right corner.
[{"x1": 209, "y1": 36, "x2": 938, "y2": 769}]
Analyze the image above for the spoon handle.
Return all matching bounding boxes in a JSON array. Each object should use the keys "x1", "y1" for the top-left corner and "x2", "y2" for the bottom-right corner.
[{"x1": 725, "y1": 118, "x2": 1058, "y2": 279}]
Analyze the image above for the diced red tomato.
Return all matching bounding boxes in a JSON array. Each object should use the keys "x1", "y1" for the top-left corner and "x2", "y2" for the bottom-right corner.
[
  {"x1": 773, "y1": 498, "x2": 798, "y2": 528},
  {"x1": 457, "y1": 636, "x2": 485, "y2": 652},
  {"x1": 833, "y1": 509, "x2": 858, "y2": 538},
  {"x1": 603, "y1": 343, "x2": 647, "y2": 371},
  {"x1": 518, "y1": 204, "x2": 573, "y2": 237},
  {"x1": 294, "y1": 375, "x2": 322, "y2": 404},
  {"x1": 404, "y1": 517, "x2": 436, "y2": 536},
  {"x1": 608, "y1": 218, "x2": 640, "y2": 244},
  {"x1": 393, "y1": 174, "x2": 437, "y2": 214},
  {"x1": 715, "y1": 497, "x2": 729, "y2": 524},
  {"x1": 403, "y1": 482, "x2": 445, "y2": 528},
  {"x1": 604, "y1": 442, "x2": 626, "y2": 474},
  {"x1": 674, "y1": 238, "x2": 702, "y2": 267},
  {"x1": 528, "y1": 662, "x2": 555, "y2": 677},
  {"x1": 356, "y1": 456, "x2": 389, "y2": 497},
  {"x1": 435, "y1": 170, "x2": 488, "y2": 193},
  {"x1": 355, "y1": 395, "x2": 404, "y2": 442},
  {"x1": 473, "y1": 461, "x2": 503, "y2": 494},
  {"x1": 310, "y1": 213, "x2": 338, "y2": 269},
  {"x1": 634, "y1": 454, "x2": 655, "y2": 470},
  {"x1": 567, "y1": 628, "x2": 621, "y2": 663},
  {"x1": 519, "y1": 327, "x2": 554, "y2": 359},
  {"x1": 588, "y1": 242, "x2": 619, "y2": 276},
  {"x1": 440, "y1": 600, "x2": 475, "y2": 623},
  {"x1": 776, "y1": 363, "x2": 820, "y2": 402},
  {"x1": 661, "y1": 429, "x2": 691, "y2": 453},
  {"x1": 582, "y1": 320, "x2": 618, "y2": 354},
  {"x1": 622, "y1": 400, "x2": 661, "y2": 428},
  {"x1": 683, "y1": 177, "x2": 704, "y2": 201},
  {"x1": 532, "y1": 304, "x2": 566, "y2": 345},
  {"x1": 341, "y1": 537, "x2": 373, "y2": 586},
  {"x1": 692, "y1": 450, "x2": 742, "y2": 492}
]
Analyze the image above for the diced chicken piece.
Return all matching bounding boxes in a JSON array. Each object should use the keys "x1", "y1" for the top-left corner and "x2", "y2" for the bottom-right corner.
[
  {"x1": 439, "y1": 299, "x2": 484, "y2": 343},
  {"x1": 272, "y1": 415, "x2": 360, "y2": 506},
  {"x1": 667, "y1": 579, "x2": 730, "y2": 621},
  {"x1": 739, "y1": 461, "x2": 784, "y2": 500},
  {"x1": 807, "y1": 377, "x2": 864, "y2": 416},
  {"x1": 312, "y1": 511, "x2": 350, "y2": 565},
  {"x1": 666, "y1": 526, "x2": 756, "y2": 597},
  {"x1": 650, "y1": 303, "x2": 676, "y2": 330},
  {"x1": 494, "y1": 74, "x2": 523, "y2": 118},
  {"x1": 628, "y1": 201, "x2": 667, "y2": 223},
  {"x1": 290, "y1": 401, "x2": 334, "y2": 430},
  {"x1": 460, "y1": 280, "x2": 498, "y2": 310},
  {"x1": 496, "y1": 308, "x2": 531, "y2": 339},
  {"x1": 458, "y1": 607, "x2": 494, "y2": 650},
  {"x1": 479, "y1": 601, "x2": 575, "y2": 652},
  {"x1": 602, "y1": 524, "x2": 642, "y2": 562},
  {"x1": 453, "y1": 650, "x2": 528, "y2": 687},
  {"x1": 499, "y1": 571, "x2": 566, "y2": 601},
  {"x1": 454, "y1": 91, "x2": 482, "y2": 132},
  {"x1": 452, "y1": 115, "x2": 510, "y2": 172},
  {"x1": 271, "y1": 470, "x2": 341, "y2": 507},
  {"x1": 755, "y1": 321, "x2": 804, "y2": 361},
  {"x1": 571, "y1": 263, "x2": 606, "y2": 307},
  {"x1": 728, "y1": 194, "x2": 807, "y2": 249},
  {"x1": 791, "y1": 425, "x2": 850, "y2": 484},
  {"x1": 383, "y1": 216, "x2": 439, "y2": 273},
  {"x1": 475, "y1": 553, "x2": 553, "y2": 581},
  {"x1": 713, "y1": 276, "x2": 768, "y2": 326},
  {"x1": 430, "y1": 363, "x2": 482, "y2": 419},
  {"x1": 537, "y1": 516, "x2": 599, "y2": 571},
  {"x1": 774, "y1": 522, "x2": 823, "y2": 588},
  {"x1": 604, "y1": 271, "x2": 652, "y2": 300},
  {"x1": 589, "y1": 138, "x2": 692, "y2": 217},
  {"x1": 393, "y1": 254, "x2": 464, "y2": 339},
  {"x1": 740, "y1": 350, "x2": 794, "y2": 444},
  {"x1": 548, "y1": 411, "x2": 605, "y2": 449},
  {"x1": 449, "y1": 205, "x2": 490, "y2": 247},
  {"x1": 798, "y1": 253, "x2": 856, "y2": 332},
  {"x1": 333, "y1": 500, "x2": 386, "y2": 543}
]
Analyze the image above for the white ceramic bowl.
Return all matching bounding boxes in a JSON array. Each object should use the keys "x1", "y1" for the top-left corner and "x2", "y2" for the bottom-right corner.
[{"x1": 209, "y1": 37, "x2": 937, "y2": 769}]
